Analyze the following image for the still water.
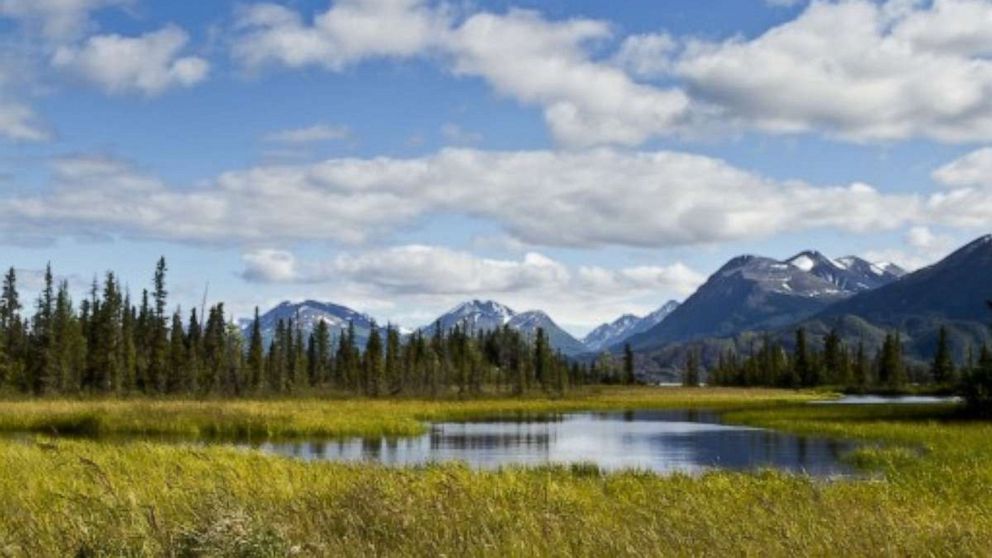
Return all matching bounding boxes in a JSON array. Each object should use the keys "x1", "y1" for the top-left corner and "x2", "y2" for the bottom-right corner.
[
  {"x1": 247, "y1": 410, "x2": 858, "y2": 476},
  {"x1": 812, "y1": 395, "x2": 962, "y2": 405}
]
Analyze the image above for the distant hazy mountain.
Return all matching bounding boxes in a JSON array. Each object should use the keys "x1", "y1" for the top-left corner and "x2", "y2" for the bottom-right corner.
[
  {"x1": 424, "y1": 299, "x2": 587, "y2": 356},
  {"x1": 244, "y1": 300, "x2": 377, "y2": 347},
  {"x1": 626, "y1": 250, "x2": 902, "y2": 352},
  {"x1": 583, "y1": 301, "x2": 680, "y2": 352}
]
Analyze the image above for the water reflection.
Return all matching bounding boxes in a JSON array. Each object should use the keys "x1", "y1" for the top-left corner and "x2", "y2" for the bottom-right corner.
[{"x1": 252, "y1": 410, "x2": 858, "y2": 476}]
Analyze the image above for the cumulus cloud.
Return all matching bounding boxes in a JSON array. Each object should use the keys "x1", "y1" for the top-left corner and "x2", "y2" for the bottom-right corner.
[
  {"x1": 865, "y1": 226, "x2": 958, "y2": 271},
  {"x1": 445, "y1": 10, "x2": 689, "y2": 147},
  {"x1": 226, "y1": 0, "x2": 992, "y2": 146},
  {"x1": 264, "y1": 124, "x2": 351, "y2": 144},
  {"x1": 926, "y1": 147, "x2": 992, "y2": 228},
  {"x1": 231, "y1": 0, "x2": 447, "y2": 70},
  {"x1": 240, "y1": 245, "x2": 706, "y2": 327},
  {"x1": 0, "y1": 0, "x2": 129, "y2": 41},
  {"x1": 241, "y1": 249, "x2": 298, "y2": 282},
  {"x1": 230, "y1": 2, "x2": 689, "y2": 147},
  {"x1": 677, "y1": 0, "x2": 992, "y2": 142},
  {"x1": 0, "y1": 148, "x2": 922, "y2": 248},
  {"x1": 932, "y1": 147, "x2": 992, "y2": 189},
  {"x1": 612, "y1": 33, "x2": 677, "y2": 78},
  {"x1": 52, "y1": 25, "x2": 209, "y2": 95}
]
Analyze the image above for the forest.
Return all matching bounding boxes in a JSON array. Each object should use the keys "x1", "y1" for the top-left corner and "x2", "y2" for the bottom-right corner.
[{"x1": 0, "y1": 259, "x2": 634, "y2": 398}]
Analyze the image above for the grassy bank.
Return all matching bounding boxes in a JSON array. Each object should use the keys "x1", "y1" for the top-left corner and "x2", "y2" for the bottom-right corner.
[
  {"x1": 0, "y1": 387, "x2": 821, "y2": 439},
  {"x1": 1, "y1": 388, "x2": 990, "y2": 556}
]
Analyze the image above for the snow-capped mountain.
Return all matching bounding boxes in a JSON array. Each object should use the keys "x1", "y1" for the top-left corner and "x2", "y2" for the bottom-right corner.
[
  {"x1": 626, "y1": 249, "x2": 903, "y2": 351},
  {"x1": 423, "y1": 300, "x2": 586, "y2": 356},
  {"x1": 423, "y1": 299, "x2": 515, "y2": 334},
  {"x1": 583, "y1": 300, "x2": 680, "y2": 352},
  {"x1": 244, "y1": 300, "x2": 377, "y2": 347},
  {"x1": 787, "y1": 251, "x2": 905, "y2": 292}
]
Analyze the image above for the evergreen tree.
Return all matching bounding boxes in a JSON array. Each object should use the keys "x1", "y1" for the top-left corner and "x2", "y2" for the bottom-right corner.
[
  {"x1": 364, "y1": 323, "x2": 384, "y2": 396},
  {"x1": 683, "y1": 349, "x2": 700, "y2": 387},
  {"x1": 793, "y1": 328, "x2": 815, "y2": 387},
  {"x1": 247, "y1": 307, "x2": 265, "y2": 392},
  {"x1": 623, "y1": 343, "x2": 635, "y2": 385},
  {"x1": 148, "y1": 257, "x2": 169, "y2": 393},
  {"x1": 931, "y1": 326, "x2": 956, "y2": 385},
  {"x1": 167, "y1": 311, "x2": 187, "y2": 393}
]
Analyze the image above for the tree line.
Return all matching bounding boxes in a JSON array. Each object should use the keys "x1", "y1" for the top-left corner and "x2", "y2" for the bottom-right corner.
[
  {"x1": 702, "y1": 325, "x2": 992, "y2": 405},
  {"x1": 0, "y1": 259, "x2": 636, "y2": 397}
]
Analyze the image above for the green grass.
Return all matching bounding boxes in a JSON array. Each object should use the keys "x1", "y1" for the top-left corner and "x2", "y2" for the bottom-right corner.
[
  {"x1": 0, "y1": 387, "x2": 822, "y2": 439},
  {"x1": 1, "y1": 388, "x2": 991, "y2": 556}
]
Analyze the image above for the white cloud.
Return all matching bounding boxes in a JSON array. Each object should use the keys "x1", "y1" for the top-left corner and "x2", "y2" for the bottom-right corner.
[
  {"x1": 613, "y1": 33, "x2": 676, "y2": 78},
  {"x1": 240, "y1": 245, "x2": 706, "y2": 327},
  {"x1": 676, "y1": 0, "x2": 992, "y2": 142},
  {"x1": 865, "y1": 226, "x2": 958, "y2": 270},
  {"x1": 226, "y1": 0, "x2": 992, "y2": 146},
  {"x1": 445, "y1": 10, "x2": 689, "y2": 147},
  {"x1": 0, "y1": 0, "x2": 129, "y2": 41},
  {"x1": 241, "y1": 249, "x2": 298, "y2": 282},
  {"x1": 231, "y1": 3, "x2": 689, "y2": 147},
  {"x1": 52, "y1": 25, "x2": 209, "y2": 95},
  {"x1": 926, "y1": 147, "x2": 992, "y2": 228},
  {"x1": 0, "y1": 100, "x2": 49, "y2": 141},
  {"x1": 231, "y1": 0, "x2": 447, "y2": 70},
  {"x1": 265, "y1": 124, "x2": 351, "y2": 144},
  {"x1": 0, "y1": 148, "x2": 923, "y2": 248},
  {"x1": 932, "y1": 147, "x2": 992, "y2": 188}
]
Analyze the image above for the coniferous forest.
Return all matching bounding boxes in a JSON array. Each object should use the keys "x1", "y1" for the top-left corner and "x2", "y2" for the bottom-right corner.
[{"x1": 0, "y1": 259, "x2": 638, "y2": 397}]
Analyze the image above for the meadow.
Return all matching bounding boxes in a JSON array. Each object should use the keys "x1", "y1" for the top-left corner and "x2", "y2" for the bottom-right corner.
[{"x1": 1, "y1": 388, "x2": 990, "y2": 557}]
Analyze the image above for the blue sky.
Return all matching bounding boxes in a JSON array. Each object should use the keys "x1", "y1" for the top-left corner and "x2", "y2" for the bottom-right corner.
[{"x1": 1, "y1": 0, "x2": 991, "y2": 335}]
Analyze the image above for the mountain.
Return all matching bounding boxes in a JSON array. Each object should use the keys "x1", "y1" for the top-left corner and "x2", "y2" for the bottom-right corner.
[
  {"x1": 423, "y1": 299, "x2": 515, "y2": 333},
  {"x1": 245, "y1": 300, "x2": 377, "y2": 347},
  {"x1": 508, "y1": 310, "x2": 588, "y2": 356},
  {"x1": 788, "y1": 251, "x2": 905, "y2": 292},
  {"x1": 634, "y1": 235, "x2": 992, "y2": 379},
  {"x1": 582, "y1": 301, "x2": 680, "y2": 352},
  {"x1": 424, "y1": 300, "x2": 586, "y2": 356},
  {"x1": 816, "y1": 235, "x2": 992, "y2": 326},
  {"x1": 627, "y1": 250, "x2": 901, "y2": 352}
]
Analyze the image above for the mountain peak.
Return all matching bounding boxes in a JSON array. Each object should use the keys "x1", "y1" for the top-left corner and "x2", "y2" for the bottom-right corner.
[{"x1": 787, "y1": 250, "x2": 838, "y2": 272}]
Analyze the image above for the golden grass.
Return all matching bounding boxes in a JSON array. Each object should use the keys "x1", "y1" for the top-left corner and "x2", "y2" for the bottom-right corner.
[{"x1": 1, "y1": 388, "x2": 990, "y2": 556}]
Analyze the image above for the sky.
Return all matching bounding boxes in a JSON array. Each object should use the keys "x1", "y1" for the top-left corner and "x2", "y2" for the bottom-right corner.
[{"x1": 1, "y1": 0, "x2": 992, "y2": 336}]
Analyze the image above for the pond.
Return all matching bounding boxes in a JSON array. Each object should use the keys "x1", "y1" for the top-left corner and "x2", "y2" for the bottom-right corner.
[
  {"x1": 812, "y1": 395, "x2": 962, "y2": 405},
  {"x1": 244, "y1": 410, "x2": 858, "y2": 476}
]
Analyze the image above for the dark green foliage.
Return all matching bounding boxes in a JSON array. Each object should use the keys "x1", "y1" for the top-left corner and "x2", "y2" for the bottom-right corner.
[
  {"x1": 623, "y1": 343, "x2": 635, "y2": 385},
  {"x1": 0, "y1": 259, "x2": 591, "y2": 398},
  {"x1": 931, "y1": 326, "x2": 956, "y2": 385}
]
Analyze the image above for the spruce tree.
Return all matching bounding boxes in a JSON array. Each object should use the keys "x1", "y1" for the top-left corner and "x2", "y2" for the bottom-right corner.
[
  {"x1": 247, "y1": 307, "x2": 265, "y2": 392},
  {"x1": 931, "y1": 326, "x2": 956, "y2": 385},
  {"x1": 167, "y1": 311, "x2": 187, "y2": 393},
  {"x1": 622, "y1": 343, "x2": 636, "y2": 385}
]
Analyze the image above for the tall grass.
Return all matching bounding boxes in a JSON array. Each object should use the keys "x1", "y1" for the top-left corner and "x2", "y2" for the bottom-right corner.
[
  {"x1": 0, "y1": 387, "x2": 822, "y2": 439},
  {"x1": 1, "y1": 388, "x2": 990, "y2": 556}
]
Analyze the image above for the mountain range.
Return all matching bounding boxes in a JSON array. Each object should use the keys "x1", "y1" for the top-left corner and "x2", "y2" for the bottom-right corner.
[
  {"x1": 626, "y1": 251, "x2": 905, "y2": 352},
  {"x1": 636, "y1": 236, "x2": 991, "y2": 379},
  {"x1": 582, "y1": 301, "x2": 680, "y2": 352},
  {"x1": 244, "y1": 235, "x2": 991, "y2": 379}
]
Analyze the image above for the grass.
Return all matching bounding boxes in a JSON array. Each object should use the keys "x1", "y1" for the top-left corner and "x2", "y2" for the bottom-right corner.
[
  {"x1": 1, "y1": 388, "x2": 991, "y2": 556},
  {"x1": 0, "y1": 387, "x2": 822, "y2": 439}
]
